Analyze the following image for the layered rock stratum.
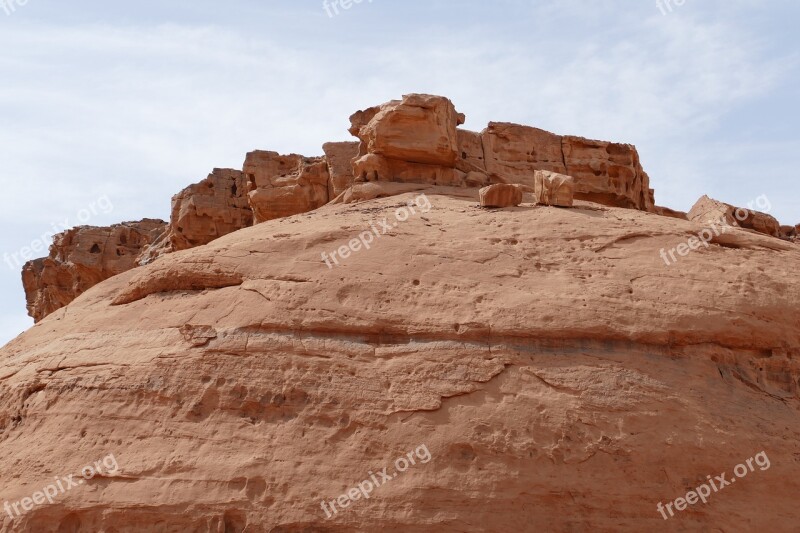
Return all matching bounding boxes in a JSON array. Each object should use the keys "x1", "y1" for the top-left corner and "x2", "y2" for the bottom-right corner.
[{"x1": 3, "y1": 94, "x2": 799, "y2": 532}]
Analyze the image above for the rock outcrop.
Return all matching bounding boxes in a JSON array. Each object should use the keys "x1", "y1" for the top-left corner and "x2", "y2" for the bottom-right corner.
[
  {"x1": 350, "y1": 94, "x2": 468, "y2": 188},
  {"x1": 653, "y1": 205, "x2": 689, "y2": 220},
  {"x1": 243, "y1": 151, "x2": 330, "y2": 223},
  {"x1": 688, "y1": 195, "x2": 781, "y2": 238},
  {"x1": 322, "y1": 141, "x2": 360, "y2": 199},
  {"x1": 479, "y1": 183, "x2": 523, "y2": 208},
  {"x1": 346, "y1": 94, "x2": 653, "y2": 213},
  {"x1": 3, "y1": 189, "x2": 800, "y2": 531},
  {"x1": 18, "y1": 93, "x2": 797, "y2": 330},
  {"x1": 481, "y1": 122, "x2": 654, "y2": 211},
  {"x1": 21, "y1": 220, "x2": 166, "y2": 322},
  {"x1": 139, "y1": 169, "x2": 253, "y2": 264},
  {"x1": 533, "y1": 170, "x2": 575, "y2": 207}
]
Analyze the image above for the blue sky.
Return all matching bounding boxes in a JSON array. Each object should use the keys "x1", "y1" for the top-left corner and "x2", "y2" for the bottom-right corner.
[{"x1": 1, "y1": 0, "x2": 798, "y2": 346}]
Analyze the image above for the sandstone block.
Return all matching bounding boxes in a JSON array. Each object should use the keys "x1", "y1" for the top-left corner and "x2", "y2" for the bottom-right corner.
[
  {"x1": 244, "y1": 151, "x2": 330, "y2": 223},
  {"x1": 654, "y1": 206, "x2": 689, "y2": 220},
  {"x1": 323, "y1": 141, "x2": 360, "y2": 199},
  {"x1": 479, "y1": 184, "x2": 523, "y2": 208},
  {"x1": 481, "y1": 122, "x2": 653, "y2": 211},
  {"x1": 349, "y1": 94, "x2": 464, "y2": 167},
  {"x1": 534, "y1": 170, "x2": 575, "y2": 207},
  {"x1": 456, "y1": 128, "x2": 486, "y2": 174}
]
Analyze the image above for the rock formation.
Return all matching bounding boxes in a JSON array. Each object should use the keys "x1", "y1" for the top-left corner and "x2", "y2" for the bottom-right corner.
[
  {"x1": 688, "y1": 195, "x2": 781, "y2": 238},
  {"x1": 21, "y1": 220, "x2": 166, "y2": 322},
  {"x1": 139, "y1": 168, "x2": 252, "y2": 264},
  {"x1": 2, "y1": 188, "x2": 799, "y2": 531},
  {"x1": 322, "y1": 141, "x2": 360, "y2": 199},
  {"x1": 243, "y1": 151, "x2": 330, "y2": 223},
  {"x1": 5, "y1": 93, "x2": 800, "y2": 531},
  {"x1": 479, "y1": 183, "x2": 523, "y2": 208},
  {"x1": 17, "y1": 93, "x2": 798, "y2": 329},
  {"x1": 533, "y1": 170, "x2": 575, "y2": 207}
]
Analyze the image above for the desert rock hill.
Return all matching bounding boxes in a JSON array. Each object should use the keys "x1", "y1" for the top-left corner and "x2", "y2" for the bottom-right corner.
[{"x1": 2, "y1": 95, "x2": 800, "y2": 532}]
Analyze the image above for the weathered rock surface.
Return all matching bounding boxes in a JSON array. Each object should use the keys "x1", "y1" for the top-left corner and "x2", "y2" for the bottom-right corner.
[
  {"x1": 533, "y1": 170, "x2": 575, "y2": 207},
  {"x1": 349, "y1": 94, "x2": 470, "y2": 189},
  {"x1": 244, "y1": 150, "x2": 330, "y2": 223},
  {"x1": 3, "y1": 190, "x2": 800, "y2": 532},
  {"x1": 481, "y1": 123, "x2": 654, "y2": 211},
  {"x1": 139, "y1": 169, "x2": 253, "y2": 263},
  {"x1": 479, "y1": 183, "x2": 523, "y2": 208},
  {"x1": 349, "y1": 94, "x2": 464, "y2": 167},
  {"x1": 323, "y1": 141, "x2": 360, "y2": 199},
  {"x1": 688, "y1": 195, "x2": 781, "y2": 238},
  {"x1": 653, "y1": 205, "x2": 689, "y2": 220},
  {"x1": 7, "y1": 93, "x2": 800, "y2": 532},
  {"x1": 21, "y1": 220, "x2": 166, "y2": 322}
]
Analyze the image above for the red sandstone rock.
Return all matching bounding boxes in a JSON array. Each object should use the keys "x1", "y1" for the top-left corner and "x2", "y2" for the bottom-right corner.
[
  {"x1": 481, "y1": 122, "x2": 654, "y2": 211},
  {"x1": 139, "y1": 169, "x2": 252, "y2": 263},
  {"x1": 562, "y1": 135, "x2": 653, "y2": 211},
  {"x1": 3, "y1": 190, "x2": 800, "y2": 531},
  {"x1": 534, "y1": 170, "x2": 575, "y2": 207},
  {"x1": 7, "y1": 94, "x2": 800, "y2": 532},
  {"x1": 455, "y1": 129, "x2": 487, "y2": 175},
  {"x1": 654, "y1": 205, "x2": 689, "y2": 220},
  {"x1": 243, "y1": 151, "x2": 330, "y2": 223},
  {"x1": 479, "y1": 183, "x2": 523, "y2": 208},
  {"x1": 688, "y1": 195, "x2": 781, "y2": 238},
  {"x1": 21, "y1": 220, "x2": 166, "y2": 322},
  {"x1": 322, "y1": 141, "x2": 360, "y2": 199},
  {"x1": 350, "y1": 94, "x2": 464, "y2": 167}
]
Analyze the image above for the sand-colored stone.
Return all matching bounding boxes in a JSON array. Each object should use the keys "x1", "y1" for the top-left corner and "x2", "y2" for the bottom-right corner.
[
  {"x1": 479, "y1": 183, "x2": 523, "y2": 208},
  {"x1": 21, "y1": 220, "x2": 166, "y2": 322},
  {"x1": 3, "y1": 190, "x2": 799, "y2": 531},
  {"x1": 349, "y1": 94, "x2": 464, "y2": 167},
  {"x1": 688, "y1": 195, "x2": 781, "y2": 238},
  {"x1": 654, "y1": 206, "x2": 689, "y2": 221},
  {"x1": 6, "y1": 93, "x2": 800, "y2": 532},
  {"x1": 323, "y1": 141, "x2": 360, "y2": 199},
  {"x1": 139, "y1": 169, "x2": 253, "y2": 264},
  {"x1": 243, "y1": 150, "x2": 330, "y2": 223},
  {"x1": 533, "y1": 170, "x2": 575, "y2": 207},
  {"x1": 481, "y1": 122, "x2": 654, "y2": 211},
  {"x1": 455, "y1": 129, "x2": 487, "y2": 175}
]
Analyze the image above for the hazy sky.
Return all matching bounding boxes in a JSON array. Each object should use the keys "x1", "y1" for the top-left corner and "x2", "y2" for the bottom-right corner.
[{"x1": 1, "y1": 0, "x2": 798, "y2": 346}]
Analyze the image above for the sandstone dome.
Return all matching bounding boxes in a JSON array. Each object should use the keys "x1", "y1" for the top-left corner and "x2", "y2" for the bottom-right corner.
[{"x1": 2, "y1": 95, "x2": 799, "y2": 532}]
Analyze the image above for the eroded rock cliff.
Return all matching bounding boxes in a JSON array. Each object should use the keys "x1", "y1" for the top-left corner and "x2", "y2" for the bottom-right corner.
[{"x1": 21, "y1": 220, "x2": 166, "y2": 322}]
